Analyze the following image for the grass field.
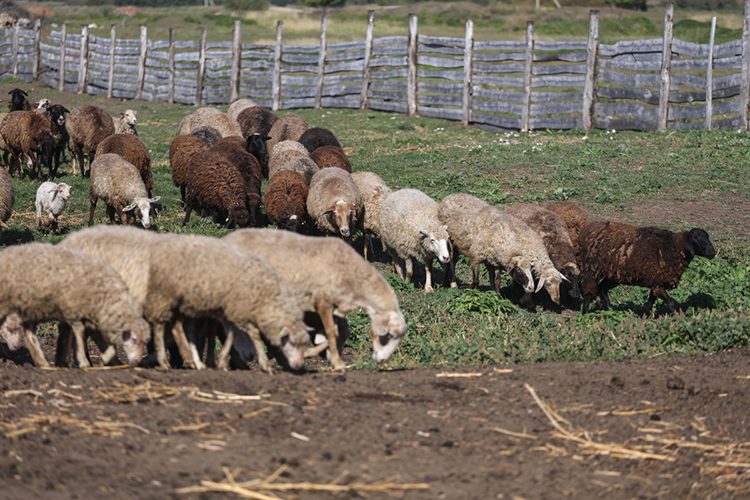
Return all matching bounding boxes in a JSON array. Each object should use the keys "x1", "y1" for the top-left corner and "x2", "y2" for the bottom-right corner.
[{"x1": 1, "y1": 81, "x2": 749, "y2": 371}]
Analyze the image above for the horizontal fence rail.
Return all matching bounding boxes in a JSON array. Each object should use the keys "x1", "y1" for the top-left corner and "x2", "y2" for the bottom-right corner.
[{"x1": 3, "y1": 2, "x2": 750, "y2": 132}]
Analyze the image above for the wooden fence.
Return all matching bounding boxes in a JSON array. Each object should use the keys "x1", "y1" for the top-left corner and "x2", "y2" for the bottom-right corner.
[{"x1": 2, "y1": 2, "x2": 750, "y2": 131}]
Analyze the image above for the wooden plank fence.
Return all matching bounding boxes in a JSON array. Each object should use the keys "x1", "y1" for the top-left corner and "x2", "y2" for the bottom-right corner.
[{"x1": 3, "y1": 2, "x2": 750, "y2": 131}]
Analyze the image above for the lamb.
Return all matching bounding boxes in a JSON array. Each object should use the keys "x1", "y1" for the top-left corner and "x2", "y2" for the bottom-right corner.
[
  {"x1": 227, "y1": 98, "x2": 257, "y2": 125},
  {"x1": 299, "y1": 127, "x2": 342, "y2": 153},
  {"x1": 114, "y1": 109, "x2": 138, "y2": 136},
  {"x1": 310, "y1": 145, "x2": 352, "y2": 173},
  {"x1": 42, "y1": 104, "x2": 70, "y2": 178},
  {"x1": 190, "y1": 126, "x2": 222, "y2": 147},
  {"x1": 183, "y1": 150, "x2": 251, "y2": 229},
  {"x1": 210, "y1": 137, "x2": 263, "y2": 226},
  {"x1": 0, "y1": 110, "x2": 53, "y2": 180},
  {"x1": 95, "y1": 133, "x2": 153, "y2": 197},
  {"x1": 237, "y1": 105, "x2": 277, "y2": 138},
  {"x1": 7, "y1": 88, "x2": 31, "y2": 112},
  {"x1": 505, "y1": 203, "x2": 580, "y2": 300},
  {"x1": 88, "y1": 153, "x2": 160, "y2": 229},
  {"x1": 546, "y1": 201, "x2": 591, "y2": 261},
  {"x1": 264, "y1": 170, "x2": 309, "y2": 232},
  {"x1": 269, "y1": 140, "x2": 319, "y2": 185},
  {"x1": 380, "y1": 189, "x2": 451, "y2": 292},
  {"x1": 0, "y1": 167, "x2": 14, "y2": 231},
  {"x1": 35, "y1": 181, "x2": 71, "y2": 233},
  {"x1": 0, "y1": 243, "x2": 150, "y2": 368},
  {"x1": 307, "y1": 167, "x2": 362, "y2": 240},
  {"x1": 578, "y1": 222, "x2": 716, "y2": 315},
  {"x1": 224, "y1": 229, "x2": 408, "y2": 371},
  {"x1": 66, "y1": 104, "x2": 116, "y2": 176},
  {"x1": 266, "y1": 114, "x2": 308, "y2": 158},
  {"x1": 351, "y1": 171, "x2": 392, "y2": 261},
  {"x1": 169, "y1": 134, "x2": 209, "y2": 204},
  {"x1": 178, "y1": 107, "x2": 221, "y2": 136}
]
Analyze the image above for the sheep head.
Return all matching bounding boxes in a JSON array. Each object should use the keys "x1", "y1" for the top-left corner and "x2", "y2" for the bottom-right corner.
[
  {"x1": 561, "y1": 262, "x2": 580, "y2": 298},
  {"x1": 684, "y1": 228, "x2": 716, "y2": 260},
  {"x1": 107, "y1": 317, "x2": 150, "y2": 366},
  {"x1": 280, "y1": 214, "x2": 303, "y2": 232},
  {"x1": 8, "y1": 88, "x2": 28, "y2": 111},
  {"x1": 262, "y1": 322, "x2": 307, "y2": 371},
  {"x1": 229, "y1": 206, "x2": 251, "y2": 228},
  {"x1": 36, "y1": 98, "x2": 51, "y2": 110},
  {"x1": 325, "y1": 200, "x2": 359, "y2": 239},
  {"x1": 48, "y1": 104, "x2": 69, "y2": 127},
  {"x1": 535, "y1": 267, "x2": 566, "y2": 304},
  {"x1": 508, "y1": 255, "x2": 535, "y2": 293},
  {"x1": 52, "y1": 183, "x2": 72, "y2": 202},
  {"x1": 0, "y1": 312, "x2": 23, "y2": 351},
  {"x1": 245, "y1": 133, "x2": 271, "y2": 164},
  {"x1": 419, "y1": 226, "x2": 451, "y2": 265},
  {"x1": 368, "y1": 309, "x2": 407, "y2": 365},
  {"x1": 124, "y1": 196, "x2": 160, "y2": 229},
  {"x1": 121, "y1": 109, "x2": 137, "y2": 127}
]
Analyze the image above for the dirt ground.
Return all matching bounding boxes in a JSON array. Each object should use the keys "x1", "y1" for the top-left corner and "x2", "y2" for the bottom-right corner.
[{"x1": 2, "y1": 342, "x2": 750, "y2": 500}]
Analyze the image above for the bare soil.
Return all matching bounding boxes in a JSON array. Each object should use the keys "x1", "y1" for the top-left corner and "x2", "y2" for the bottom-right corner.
[{"x1": 2, "y1": 341, "x2": 750, "y2": 500}]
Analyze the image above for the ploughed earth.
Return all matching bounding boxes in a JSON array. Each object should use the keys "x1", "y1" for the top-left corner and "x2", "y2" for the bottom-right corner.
[{"x1": 1, "y1": 342, "x2": 749, "y2": 500}]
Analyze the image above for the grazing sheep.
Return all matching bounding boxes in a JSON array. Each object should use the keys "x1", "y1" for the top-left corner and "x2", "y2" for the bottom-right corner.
[
  {"x1": 210, "y1": 137, "x2": 263, "y2": 226},
  {"x1": 169, "y1": 135, "x2": 209, "y2": 204},
  {"x1": 307, "y1": 167, "x2": 362, "y2": 240},
  {"x1": 0, "y1": 243, "x2": 150, "y2": 368},
  {"x1": 310, "y1": 145, "x2": 352, "y2": 173},
  {"x1": 299, "y1": 127, "x2": 342, "y2": 153},
  {"x1": 190, "y1": 126, "x2": 222, "y2": 147},
  {"x1": 95, "y1": 133, "x2": 153, "y2": 197},
  {"x1": 224, "y1": 229, "x2": 408, "y2": 371},
  {"x1": 114, "y1": 109, "x2": 138, "y2": 136},
  {"x1": 505, "y1": 203, "x2": 580, "y2": 300},
  {"x1": 67, "y1": 105, "x2": 116, "y2": 176},
  {"x1": 380, "y1": 189, "x2": 451, "y2": 292},
  {"x1": 228, "y1": 98, "x2": 257, "y2": 125},
  {"x1": 42, "y1": 104, "x2": 70, "y2": 178},
  {"x1": 266, "y1": 114, "x2": 308, "y2": 158},
  {"x1": 264, "y1": 170, "x2": 309, "y2": 232},
  {"x1": 183, "y1": 150, "x2": 251, "y2": 228},
  {"x1": 546, "y1": 201, "x2": 591, "y2": 261},
  {"x1": 237, "y1": 106, "x2": 277, "y2": 138},
  {"x1": 88, "y1": 153, "x2": 160, "y2": 229},
  {"x1": 0, "y1": 167, "x2": 14, "y2": 231},
  {"x1": 178, "y1": 107, "x2": 221, "y2": 136},
  {"x1": 35, "y1": 182, "x2": 71, "y2": 233},
  {"x1": 0, "y1": 110, "x2": 53, "y2": 180},
  {"x1": 7, "y1": 88, "x2": 31, "y2": 112},
  {"x1": 0, "y1": 112, "x2": 8, "y2": 165},
  {"x1": 351, "y1": 171, "x2": 392, "y2": 261},
  {"x1": 578, "y1": 222, "x2": 716, "y2": 315},
  {"x1": 269, "y1": 140, "x2": 320, "y2": 185},
  {"x1": 245, "y1": 132, "x2": 272, "y2": 178},
  {"x1": 188, "y1": 112, "x2": 242, "y2": 139}
]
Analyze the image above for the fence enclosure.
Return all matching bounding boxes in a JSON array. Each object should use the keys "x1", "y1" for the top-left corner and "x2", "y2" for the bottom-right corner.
[{"x1": 2, "y1": 2, "x2": 750, "y2": 132}]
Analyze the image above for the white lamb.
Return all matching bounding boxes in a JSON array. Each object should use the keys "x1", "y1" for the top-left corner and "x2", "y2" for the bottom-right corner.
[{"x1": 35, "y1": 181, "x2": 71, "y2": 233}]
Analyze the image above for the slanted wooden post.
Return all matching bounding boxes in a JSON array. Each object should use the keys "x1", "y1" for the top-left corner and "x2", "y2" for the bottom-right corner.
[
  {"x1": 706, "y1": 17, "x2": 716, "y2": 130},
  {"x1": 230, "y1": 19, "x2": 242, "y2": 104},
  {"x1": 32, "y1": 19, "x2": 41, "y2": 81},
  {"x1": 740, "y1": 0, "x2": 750, "y2": 129},
  {"x1": 462, "y1": 20, "x2": 474, "y2": 127},
  {"x1": 136, "y1": 26, "x2": 148, "y2": 100},
  {"x1": 58, "y1": 23, "x2": 67, "y2": 92},
  {"x1": 658, "y1": 3, "x2": 674, "y2": 132},
  {"x1": 359, "y1": 10, "x2": 375, "y2": 111},
  {"x1": 314, "y1": 13, "x2": 328, "y2": 110},
  {"x1": 407, "y1": 13, "x2": 418, "y2": 117},
  {"x1": 582, "y1": 10, "x2": 599, "y2": 130},
  {"x1": 196, "y1": 27, "x2": 207, "y2": 106},
  {"x1": 107, "y1": 25, "x2": 116, "y2": 99},
  {"x1": 168, "y1": 28, "x2": 175, "y2": 105},
  {"x1": 77, "y1": 25, "x2": 89, "y2": 95},
  {"x1": 272, "y1": 21, "x2": 283, "y2": 111},
  {"x1": 12, "y1": 22, "x2": 19, "y2": 77},
  {"x1": 521, "y1": 21, "x2": 534, "y2": 132}
]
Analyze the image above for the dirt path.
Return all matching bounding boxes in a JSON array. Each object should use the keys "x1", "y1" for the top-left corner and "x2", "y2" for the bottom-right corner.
[{"x1": 2, "y1": 347, "x2": 749, "y2": 500}]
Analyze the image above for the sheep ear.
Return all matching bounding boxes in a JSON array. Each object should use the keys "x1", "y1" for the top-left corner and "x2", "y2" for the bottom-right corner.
[
  {"x1": 123, "y1": 202, "x2": 138, "y2": 212},
  {"x1": 132, "y1": 110, "x2": 137, "y2": 116},
  {"x1": 263, "y1": 136, "x2": 272, "y2": 142},
  {"x1": 349, "y1": 205, "x2": 360, "y2": 212},
  {"x1": 148, "y1": 196, "x2": 161, "y2": 203},
  {"x1": 418, "y1": 230, "x2": 428, "y2": 238},
  {"x1": 119, "y1": 112, "x2": 125, "y2": 117},
  {"x1": 560, "y1": 273, "x2": 569, "y2": 283},
  {"x1": 62, "y1": 106, "x2": 70, "y2": 113},
  {"x1": 535, "y1": 277, "x2": 546, "y2": 293},
  {"x1": 323, "y1": 205, "x2": 336, "y2": 215}
]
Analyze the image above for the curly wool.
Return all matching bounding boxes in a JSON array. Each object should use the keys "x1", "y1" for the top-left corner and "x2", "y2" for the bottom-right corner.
[
  {"x1": 210, "y1": 137, "x2": 263, "y2": 225},
  {"x1": 185, "y1": 150, "x2": 250, "y2": 227},
  {"x1": 96, "y1": 134, "x2": 153, "y2": 195},
  {"x1": 0, "y1": 110, "x2": 53, "y2": 178},
  {"x1": 0, "y1": 167, "x2": 14, "y2": 226},
  {"x1": 264, "y1": 170, "x2": 308, "y2": 229},
  {"x1": 266, "y1": 114, "x2": 308, "y2": 157},
  {"x1": 299, "y1": 127, "x2": 341, "y2": 153},
  {"x1": 67, "y1": 105, "x2": 116, "y2": 174},
  {"x1": 237, "y1": 106, "x2": 277, "y2": 138},
  {"x1": 227, "y1": 99, "x2": 257, "y2": 125},
  {"x1": 169, "y1": 135, "x2": 209, "y2": 203},
  {"x1": 190, "y1": 126, "x2": 222, "y2": 147},
  {"x1": 546, "y1": 201, "x2": 591, "y2": 256},
  {"x1": 178, "y1": 107, "x2": 221, "y2": 136},
  {"x1": 310, "y1": 145, "x2": 351, "y2": 173}
]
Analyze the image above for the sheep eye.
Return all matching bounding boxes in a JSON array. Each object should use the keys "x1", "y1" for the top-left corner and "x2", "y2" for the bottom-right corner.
[{"x1": 122, "y1": 331, "x2": 131, "y2": 341}]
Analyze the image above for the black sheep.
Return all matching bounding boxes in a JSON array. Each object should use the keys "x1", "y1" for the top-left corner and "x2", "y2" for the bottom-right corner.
[
  {"x1": 7, "y1": 88, "x2": 31, "y2": 112},
  {"x1": 299, "y1": 127, "x2": 341, "y2": 153}
]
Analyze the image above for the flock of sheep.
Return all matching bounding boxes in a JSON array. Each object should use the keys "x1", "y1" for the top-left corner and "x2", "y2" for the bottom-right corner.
[{"x1": 0, "y1": 89, "x2": 719, "y2": 371}]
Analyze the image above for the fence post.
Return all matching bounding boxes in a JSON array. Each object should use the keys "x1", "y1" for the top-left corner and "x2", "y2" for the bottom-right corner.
[
  {"x1": 196, "y1": 27, "x2": 207, "y2": 106},
  {"x1": 521, "y1": 21, "x2": 534, "y2": 132},
  {"x1": 740, "y1": 0, "x2": 750, "y2": 129},
  {"x1": 706, "y1": 17, "x2": 716, "y2": 130},
  {"x1": 407, "y1": 13, "x2": 418, "y2": 117},
  {"x1": 314, "y1": 13, "x2": 328, "y2": 110},
  {"x1": 136, "y1": 26, "x2": 148, "y2": 100},
  {"x1": 108, "y1": 25, "x2": 116, "y2": 99},
  {"x1": 168, "y1": 28, "x2": 175, "y2": 105},
  {"x1": 359, "y1": 10, "x2": 374, "y2": 111},
  {"x1": 58, "y1": 23, "x2": 67, "y2": 92},
  {"x1": 230, "y1": 20, "x2": 242, "y2": 104},
  {"x1": 272, "y1": 21, "x2": 283, "y2": 111},
  {"x1": 658, "y1": 3, "x2": 674, "y2": 132},
  {"x1": 462, "y1": 20, "x2": 474, "y2": 127},
  {"x1": 12, "y1": 22, "x2": 19, "y2": 78},
  {"x1": 582, "y1": 10, "x2": 599, "y2": 130},
  {"x1": 77, "y1": 25, "x2": 89, "y2": 95},
  {"x1": 32, "y1": 19, "x2": 41, "y2": 82}
]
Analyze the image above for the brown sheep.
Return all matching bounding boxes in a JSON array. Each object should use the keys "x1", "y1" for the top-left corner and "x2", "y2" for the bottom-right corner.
[
  {"x1": 7, "y1": 88, "x2": 31, "y2": 112},
  {"x1": 578, "y1": 221, "x2": 716, "y2": 315},
  {"x1": 169, "y1": 135, "x2": 210, "y2": 204},
  {"x1": 310, "y1": 145, "x2": 352, "y2": 173},
  {"x1": 299, "y1": 127, "x2": 342, "y2": 153},
  {"x1": 546, "y1": 201, "x2": 591, "y2": 259},
  {"x1": 42, "y1": 104, "x2": 70, "y2": 178},
  {"x1": 266, "y1": 114, "x2": 308, "y2": 158},
  {"x1": 0, "y1": 111, "x2": 54, "y2": 180},
  {"x1": 0, "y1": 167, "x2": 14, "y2": 231},
  {"x1": 264, "y1": 170, "x2": 309, "y2": 232},
  {"x1": 183, "y1": 150, "x2": 251, "y2": 229},
  {"x1": 237, "y1": 106, "x2": 277, "y2": 138},
  {"x1": 67, "y1": 105, "x2": 116, "y2": 176},
  {"x1": 190, "y1": 126, "x2": 222, "y2": 147},
  {"x1": 210, "y1": 137, "x2": 263, "y2": 226},
  {"x1": 95, "y1": 134, "x2": 153, "y2": 197}
]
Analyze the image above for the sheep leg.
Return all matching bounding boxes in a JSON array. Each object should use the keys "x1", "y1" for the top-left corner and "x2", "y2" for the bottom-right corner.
[
  {"x1": 487, "y1": 264, "x2": 499, "y2": 293},
  {"x1": 180, "y1": 186, "x2": 186, "y2": 205},
  {"x1": 424, "y1": 260, "x2": 434, "y2": 293},
  {"x1": 469, "y1": 258, "x2": 480, "y2": 289},
  {"x1": 70, "y1": 321, "x2": 91, "y2": 369},
  {"x1": 54, "y1": 323, "x2": 72, "y2": 367},
  {"x1": 116, "y1": 206, "x2": 129, "y2": 227},
  {"x1": 88, "y1": 197, "x2": 98, "y2": 227},
  {"x1": 405, "y1": 258, "x2": 413, "y2": 282},
  {"x1": 152, "y1": 322, "x2": 170, "y2": 370},
  {"x1": 172, "y1": 317, "x2": 204, "y2": 370},
  {"x1": 23, "y1": 323, "x2": 50, "y2": 368},
  {"x1": 363, "y1": 233, "x2": 370, "y2": 261},
  {"x1": 646, "y1": 287, "x2": 676, "y2": 315},
  {"x1": 205, "y1": 320, "x2": 219, "y2": 368},
  {"x1": 216, "y1": 321, "x2": 241, "y2": 371},
  {"x1": 316, "y1": 300, "x2": 346, "y2": 371}
]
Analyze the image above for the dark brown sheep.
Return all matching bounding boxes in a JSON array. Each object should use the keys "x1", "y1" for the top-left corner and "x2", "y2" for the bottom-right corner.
[
  {"x1": 264, "y1": 170, "x2": 309, "y2": 232},
  {"x1": 237, "y1": 106, "x2": 277, "y2": 138},
  {"x1": 43, "y1": 104, "x2": 70, "y2": 178},
  {"x1": 183, "y1": 150, "x2": 251, "y2": 229},
  {"x1": 546, "y1": 201, "x2": 591, "y2": 259},
  {"x1": 95, "y1": 134, "x2": 153, "y2": 197},
  {"x1": 0, "y1": 111, "x2": 53, "y2": 180},
  {"x1": 210, "y1": 137, "x2": 263, "y2": 226},
  {"x1": 299, "y1": 127, "x2": 341, "y2": 153},
  {"x1": 7, "y1": 88, "x2": 31, "y2": 112},
  {"x1": 310, "y1": 145, "x2": 352, "y2": 173},
  {"x1": 67, "y1": 105, "x2": 116, "y2": 176},
  {"x1": 578, "y1": 221, "x2": 716, "y2": 315},
  {"x1": 169, "y1": 135, "x2": 209, "y2": 204}
]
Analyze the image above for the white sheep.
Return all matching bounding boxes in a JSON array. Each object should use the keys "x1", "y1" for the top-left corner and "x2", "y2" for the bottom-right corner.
[
  {"x1": 307, "y1": 167, "x2": 362, "y2": 239},
  {"x1": 269, "y1": 140, "x2": 319, "y2": 185},
  {"x1": 379, "y1": 189, "x2": 451, "y2": 292},
  {"x1": 224, "y1": 229, "x2": 408, "y2": 371},
  {"x1": 351, "y1": 171, "x2": 392, "y2": 261},
  {"x1": 114, "y1": 109, "x2": 138, "y2": 136},
  {"x1": 227, "y1": 98, "x2": 257, "y2": 126},
  {"x1": 35, "y1": 181, "x2": 71, "y2": 233}
]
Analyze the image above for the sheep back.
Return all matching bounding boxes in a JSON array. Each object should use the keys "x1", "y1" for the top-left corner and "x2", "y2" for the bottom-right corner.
[
  {"x1": 228, "y1": 98, "x2": 257, "y2": 125},
  {"x1": 90, "y1": 153, "x2": 150, "y2": 209},
  {"x1": 210, "y1": 137, "x2": 263, "y2": 223},
  {"x1": 546, "y1": 201, "x2": 591, "y2": 254},
  {"x1": 190, "y1": 126, "x2": 222, "y2": 147},
  {"x1": 201, "y1": 112, "x2": 243, "y2": 139},
  {"x1": 67, "y1": 105, "x2": 116, "y2": 160},
  {"x1": 310, "y1": 145, "x2": 352, "y2": 173},
  {"x1": 264, "y1": 170, "x2": 309, "y2": 231},
  {"x1": 178, "y1": 107, "x2": 221, "y2": 136},
  {"x1": 169, "y1": 135, "x2": 209, "y2": 191},
  {"x1": 307, "y1": 167, "x2": 362, "y2": 236},
  {"x1": 266, "y1": 114, "x2": 308, "y2": 156},
  {"x1": 95, "y1": 134, "x2": 153, "y2": 194},
  {"x1": 299, "y1": 127, "x2": 341, "y2": 153},
  {"x1": 237, "y1": 106, "x2": 277, "y2": 138},
  {"x1": 351, "y1": 171, "x2": 391, "y2": 236},
  {"x1": 380, "y1": 188, "x2": 448, "y2": 264},
  {"x1": 186, "y1": 150, "x2": 251, "y2": 227}
]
